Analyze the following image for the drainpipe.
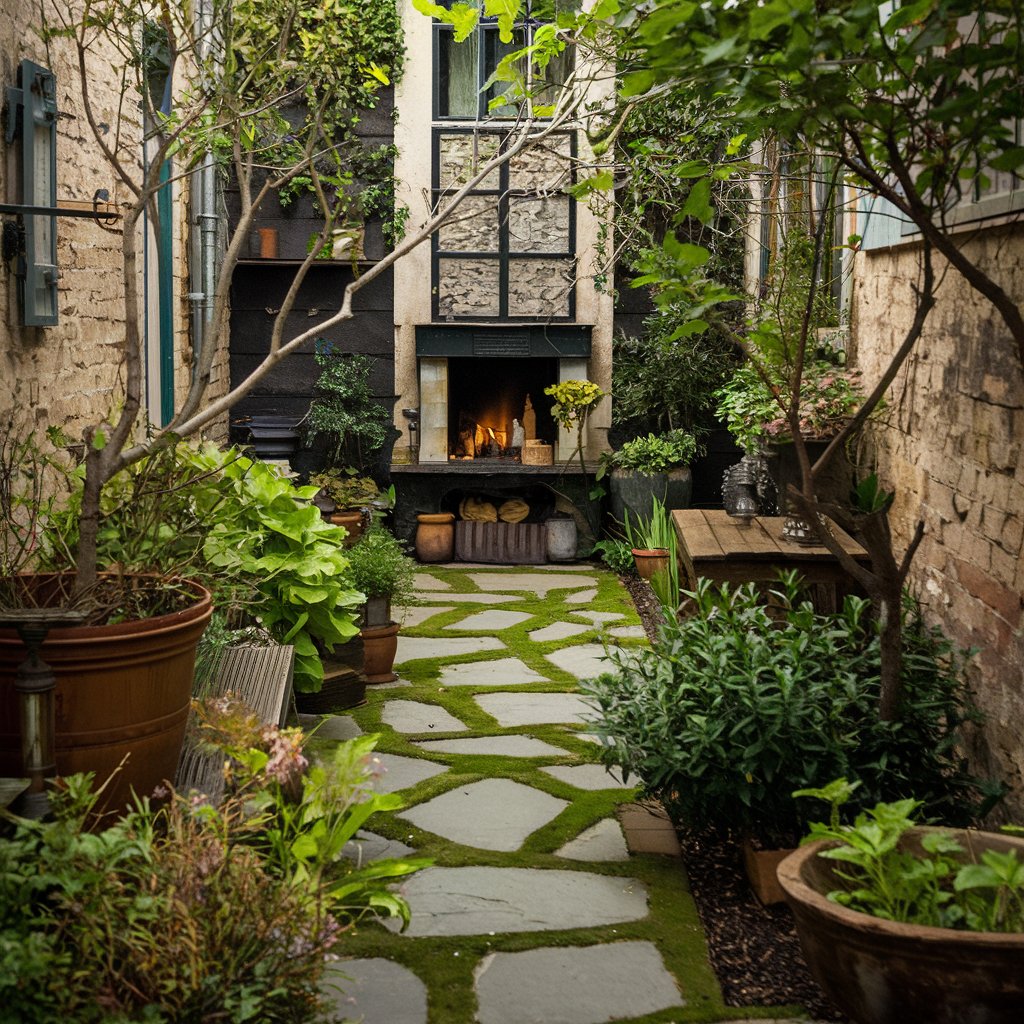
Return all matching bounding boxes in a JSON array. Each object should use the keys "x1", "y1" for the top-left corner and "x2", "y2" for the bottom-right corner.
[{"x1": 188, "y1": 0, "x2": 221, "y2": 381}]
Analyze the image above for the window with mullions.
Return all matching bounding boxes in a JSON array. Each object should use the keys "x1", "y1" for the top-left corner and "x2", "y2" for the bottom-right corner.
[
  {"x1": 434, "y1": 1, "x2": 574, "y2": 121},
  {"x1": 433, "y1": 129, "x2": 576, "y2": 320}
]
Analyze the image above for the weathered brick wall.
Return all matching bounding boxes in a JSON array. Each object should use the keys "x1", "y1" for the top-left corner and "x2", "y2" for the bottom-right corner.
[
  {"x1": 850, "y1": 224, "x2": 1024, "y2": 814},
  {"x1": 1, "y1": 6, "x2": 228, "y2": 443}
]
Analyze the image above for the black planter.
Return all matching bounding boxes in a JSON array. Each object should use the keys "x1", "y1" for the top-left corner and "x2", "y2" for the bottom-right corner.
[
  {"x1": 608, "y1": 467, "x2": 693, "y2": 527},
  {"x1": 235, "y1": 415, "x2": 302, "y2": 461}
]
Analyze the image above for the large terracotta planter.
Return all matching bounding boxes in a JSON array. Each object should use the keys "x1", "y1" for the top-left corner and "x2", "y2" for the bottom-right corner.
[
  {"x1": 609, "y1": 467, "x2": 692, "y2": 526},
  {"x1": 361, "y1": 621, "x2": 400, "y2": 683},
  {"x1": 777, "y1": 828, "x2": 1024, "y2": 1024},
  {"x1": 0, "y1": 578, "x2": 212, "y2": 817},
  {"x1": 330, "y1": 509, "x2": 365, "y2": 547}
]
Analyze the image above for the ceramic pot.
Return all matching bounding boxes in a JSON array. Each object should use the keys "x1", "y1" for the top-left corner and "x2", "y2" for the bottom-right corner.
[
  {"x1": 257, "y1": 227, "x2": 278, "y2": 258},
  {"x1": 361, "y1": 621, "x2": 400, "y2": 683},
  {"x1": 545, "y1": 516, "x2": 578, "y2": 562},
  {"x1": 609, "y1": 467, "x2": 692, "y2": 526},
  {"x1": 632, "y1": 548, "x2": 670, "y2": 581},
  {"x1": 415, "y1": 512, "x2": 455, "y2": 563},
  {"x1": 0, "y1": 576, "x2": 212, "y2": 818},
  {"x1": 777, "y1": 827, "x2": 1024, "y2": 1024}
]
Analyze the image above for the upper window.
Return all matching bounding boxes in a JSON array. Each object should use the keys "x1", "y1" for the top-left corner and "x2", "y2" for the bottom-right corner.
[{"x1": 434, "y1": 2, "x2": 573, "y2": 121}]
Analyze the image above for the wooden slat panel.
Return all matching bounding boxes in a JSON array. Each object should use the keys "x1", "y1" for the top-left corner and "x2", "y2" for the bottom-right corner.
[{"x1": 672, "y1": 509, "x2": 725, "y2": 560}]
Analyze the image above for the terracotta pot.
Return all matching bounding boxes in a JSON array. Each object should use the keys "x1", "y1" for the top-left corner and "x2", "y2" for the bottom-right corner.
[
  {"x1": 330, "y1": 509, "x2": 365, "y2": 547},
  {"x1": 632, "y1": 548, "x2": 670, "y2": 580},
  {"x1": 415, "y1": 512, "x2": 455, "y2": 563},
  {"x1": 361, "y1": 621, "x2": 400, "y2": 683},
  {"x1": 778, "y1": 828, "x2": 1024, "y2": 1024},
  {"x1": 0, "y1": 577, "x2": 212, "y2": 817},
  {"x1": 257, "y1": 226, "x2": 278, "y2": 258}
]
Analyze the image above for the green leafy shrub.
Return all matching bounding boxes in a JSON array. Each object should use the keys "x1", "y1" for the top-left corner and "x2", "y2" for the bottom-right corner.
[
  {"x1": 797, "y1": 780, "x2": 1024, "y2": 932},
  {"x1": 598, "y1": 429, "x2": 703, "y2": 477},
  {"x1": 343, "y1": 523, "x2": 417, "y2": 605},
  {"x1": 592, "y1": 538, "x2": 635, "y2": 576},
  {"x1": 582, "y1": 575, "x2": 996, "y2": 846},
  {"x1": 0, "y1": 707, "x2": 425, "y2": 1023}
]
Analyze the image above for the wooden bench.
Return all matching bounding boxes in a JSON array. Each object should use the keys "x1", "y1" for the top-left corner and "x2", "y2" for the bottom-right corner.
[{"x1": 175, "y1": 644, "x2": 295, "y2": 800}]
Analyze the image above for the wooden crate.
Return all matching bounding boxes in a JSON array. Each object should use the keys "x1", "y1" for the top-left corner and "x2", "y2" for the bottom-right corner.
[{"x1": 454, "y1": 521, "x2": 547, "y2": 564}]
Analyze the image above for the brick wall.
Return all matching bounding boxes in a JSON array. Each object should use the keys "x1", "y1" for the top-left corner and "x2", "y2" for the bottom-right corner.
[{"x1": 851, "y1": 223, "x2": 1024, "y2": 814}]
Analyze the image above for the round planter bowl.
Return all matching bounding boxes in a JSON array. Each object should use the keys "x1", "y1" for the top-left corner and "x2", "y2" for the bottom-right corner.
[
  {"x1": 777, "y1": 828, "x2": 1024, "y2": 1024},
  {"x1": 330, "y1": 510, "x2": 365, "y2": 547},
  {"x1": 0, "y1": 578, "x2": 212, "y2": 818},
  {"x1": 632, "y1": 548, "x2": 670, "y2": 581},
  {"x1": 415, "y1": 512, "x2": 455, "y2": 563}
]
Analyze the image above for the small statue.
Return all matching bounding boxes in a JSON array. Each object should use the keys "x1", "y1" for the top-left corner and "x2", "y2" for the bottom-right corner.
[
  {"x1": 523, "y1": 395, "x2": 537, "y2": 440},
  {"x1": 511, "y1": 418, "x2": 525, "y2": 449}
]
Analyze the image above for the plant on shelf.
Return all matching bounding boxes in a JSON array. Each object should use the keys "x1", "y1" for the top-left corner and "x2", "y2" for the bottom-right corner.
[
  {"x1": 582, "y1": 574, "x2": 1001, "y2": 851},
  {"x1": 304, "y1": 344, "x2": 394, "y2": 473},
  {"x1": 0, "y1": 709, "x2": 425, "y2": 1023},
  {"x1": 544, "y1": 379, "x2": 606, "y2": 533},
  {"x1": 777, "y1": 779, "x2": 1024, "y2": 1024}
]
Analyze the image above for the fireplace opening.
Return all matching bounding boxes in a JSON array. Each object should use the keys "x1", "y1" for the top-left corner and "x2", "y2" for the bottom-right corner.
[{"x1": 446, "y1": 357, "x2": 558, "y2": 461}]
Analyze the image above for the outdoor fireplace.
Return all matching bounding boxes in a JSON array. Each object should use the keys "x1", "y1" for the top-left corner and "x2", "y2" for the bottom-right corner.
[
  {"x1": 411, "y1": 325, "x2": 593, "y2": 465},
  {"x1": 447, "y1": 356, "x2": 557, "y2": 461}
]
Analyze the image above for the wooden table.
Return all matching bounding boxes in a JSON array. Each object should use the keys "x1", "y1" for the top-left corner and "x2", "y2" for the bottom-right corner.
[{"x1": 672, "y1": 509, "x2": 868, "y2": 607}]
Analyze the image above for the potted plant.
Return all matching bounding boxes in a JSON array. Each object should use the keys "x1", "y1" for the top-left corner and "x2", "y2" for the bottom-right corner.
[
  {"x1": 778, "y1": 780, "x2": 1024, "y2": 1024},
  {"x1": 621, "y1": 496, "x2": 676, "y2": 583},
  {"x1": 343, "y1": 524, "x2": 417, "y2": 684},
  {"x1": 582, "y1": 576, "x2": 998, "y2": 903},
  {"x1": 309, "y1": 468, "x2": 383, "y2": 544},
  {"x1": 598, "y1": 428, "x2": 702, "y2": 527}
]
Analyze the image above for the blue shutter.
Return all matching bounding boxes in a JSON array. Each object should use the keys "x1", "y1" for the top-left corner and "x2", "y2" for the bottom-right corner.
[{"x1": 859, "y1": 191, "x2": 912, "y2": 250}]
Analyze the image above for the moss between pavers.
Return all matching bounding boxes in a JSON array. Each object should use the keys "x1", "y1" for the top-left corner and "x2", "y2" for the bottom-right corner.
[{"x1": 325, "y1": 564, "x2": 807, "y2": 1024}]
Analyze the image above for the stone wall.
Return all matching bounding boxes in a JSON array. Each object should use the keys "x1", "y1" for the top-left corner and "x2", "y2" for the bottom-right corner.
[{"x1": 850, "y1": 223, "x2": 1024, "y2": 814}]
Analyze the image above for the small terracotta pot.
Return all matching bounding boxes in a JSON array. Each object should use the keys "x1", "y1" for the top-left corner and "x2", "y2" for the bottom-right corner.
[
  {"x1": 632, "y1": 548, "x2": 670, "y2": 580},
  {"x1": 330, "y1": 510, "x2": 365, "y2": 547},
  {"x1": 742, "y1": 838, "x2": 794, "y2": 905},
  {"x1": 415, "y1": 512, "x2": 455, "y2": 563},
  {"x1": 361, "y1": 621, "x2": 400, "y2": 683}
]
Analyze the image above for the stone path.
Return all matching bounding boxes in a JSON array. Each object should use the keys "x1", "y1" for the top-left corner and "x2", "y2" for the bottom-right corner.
[{"x1": 312, "y1": 564, "x2": 819, "y2": 1024}]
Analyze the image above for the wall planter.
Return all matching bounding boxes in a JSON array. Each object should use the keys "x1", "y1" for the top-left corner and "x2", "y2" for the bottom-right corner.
[
  {"x1": 609, "y1": 467, "x2": 692, "y2": 526},
  {"x1": 0, "y1": 577, "x2": 212, "y2": 817},
  {"x1": 632, "y1": 548, "x2": 670, "y2": 581},
  {"x1": 361, "y1": 621, "x2": 400, "y2": 683},
  {"x1": 415, "y1": 512, "x2": 455, "y2": 563},
  {"x1": 777, "y1": 828, "x2": 1024, "y2": 1024}
]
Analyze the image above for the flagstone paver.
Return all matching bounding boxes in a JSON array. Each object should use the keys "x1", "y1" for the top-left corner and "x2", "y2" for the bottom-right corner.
[
  {"x1": 438, "y1": 656, "x2": 548, "y2": 687},
  {"x1": 417, "y1": 591, "x2": 526, "y2": 604},
  {"x1": 544, "y1": 643, "x2": 616, "y2": 680},
  {"x1": 572, "y1": 611, "x2": 626, "y2": 624},
  {"x1": 312, "y1": 714, "x2": 362, "y2": 741},
  {"x1": 555, "y1": 818, "x2": 630, "y2": 863},
  {"x1": 528, "y1": 621, "x2": 592, "y2": 642},
  {"x1": 343, "y1": 830, "x2": 416, "y2": 864},
  {"x1": 414, "y1": 735, "x2": 568, "y2": 757},
  {"x1": 565, "y1": 588, "x2": 598, "y2": 604},
  {"x1": 396, "y1": 604, "x2": 456, "y2": 628},
  {"x1": 385, "y1": 866, "x2": 650, "y2": 937},
  {"x1": 398, "y1": 778, "x2": 567, "y2": 852},
  {"x1": 394, "y1": 635, "x2": 505, "y2": 665},
  {"x1": 323, "y1": 958, "x2": 428, "y2": 1024},
  {"x1": 540, "y1": 763, "x2": 632, "y2": 791},
  {"x1": 608, "y1": 625, "x2": 647, "y2": 639},
  {"x1": 474, "y1": 691, "x2": 595, "y2": 727},
  {"x1": 372, "y1": 752, "x2": 448, "y2": 794},
  {"x1": 474, "y1": 942, "x2": 684, "y2": 1024},
  {"x1": 467, "y1": 572, "x2": 598, "y2": 595},
  {"x1": 414, "y1": 572, "x2": 451, "y2": 590},
  {"x1": 444, "y1": 609, "x2": 533, "y2": 631},
  {"x1": 381, "y1": 700, "x2": 468, "y2": 734}
]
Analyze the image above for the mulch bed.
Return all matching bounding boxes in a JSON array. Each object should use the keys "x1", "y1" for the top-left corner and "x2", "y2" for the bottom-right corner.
[{"x1": 620, "y1": 569, "x2": 847, "y2": 1021}]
